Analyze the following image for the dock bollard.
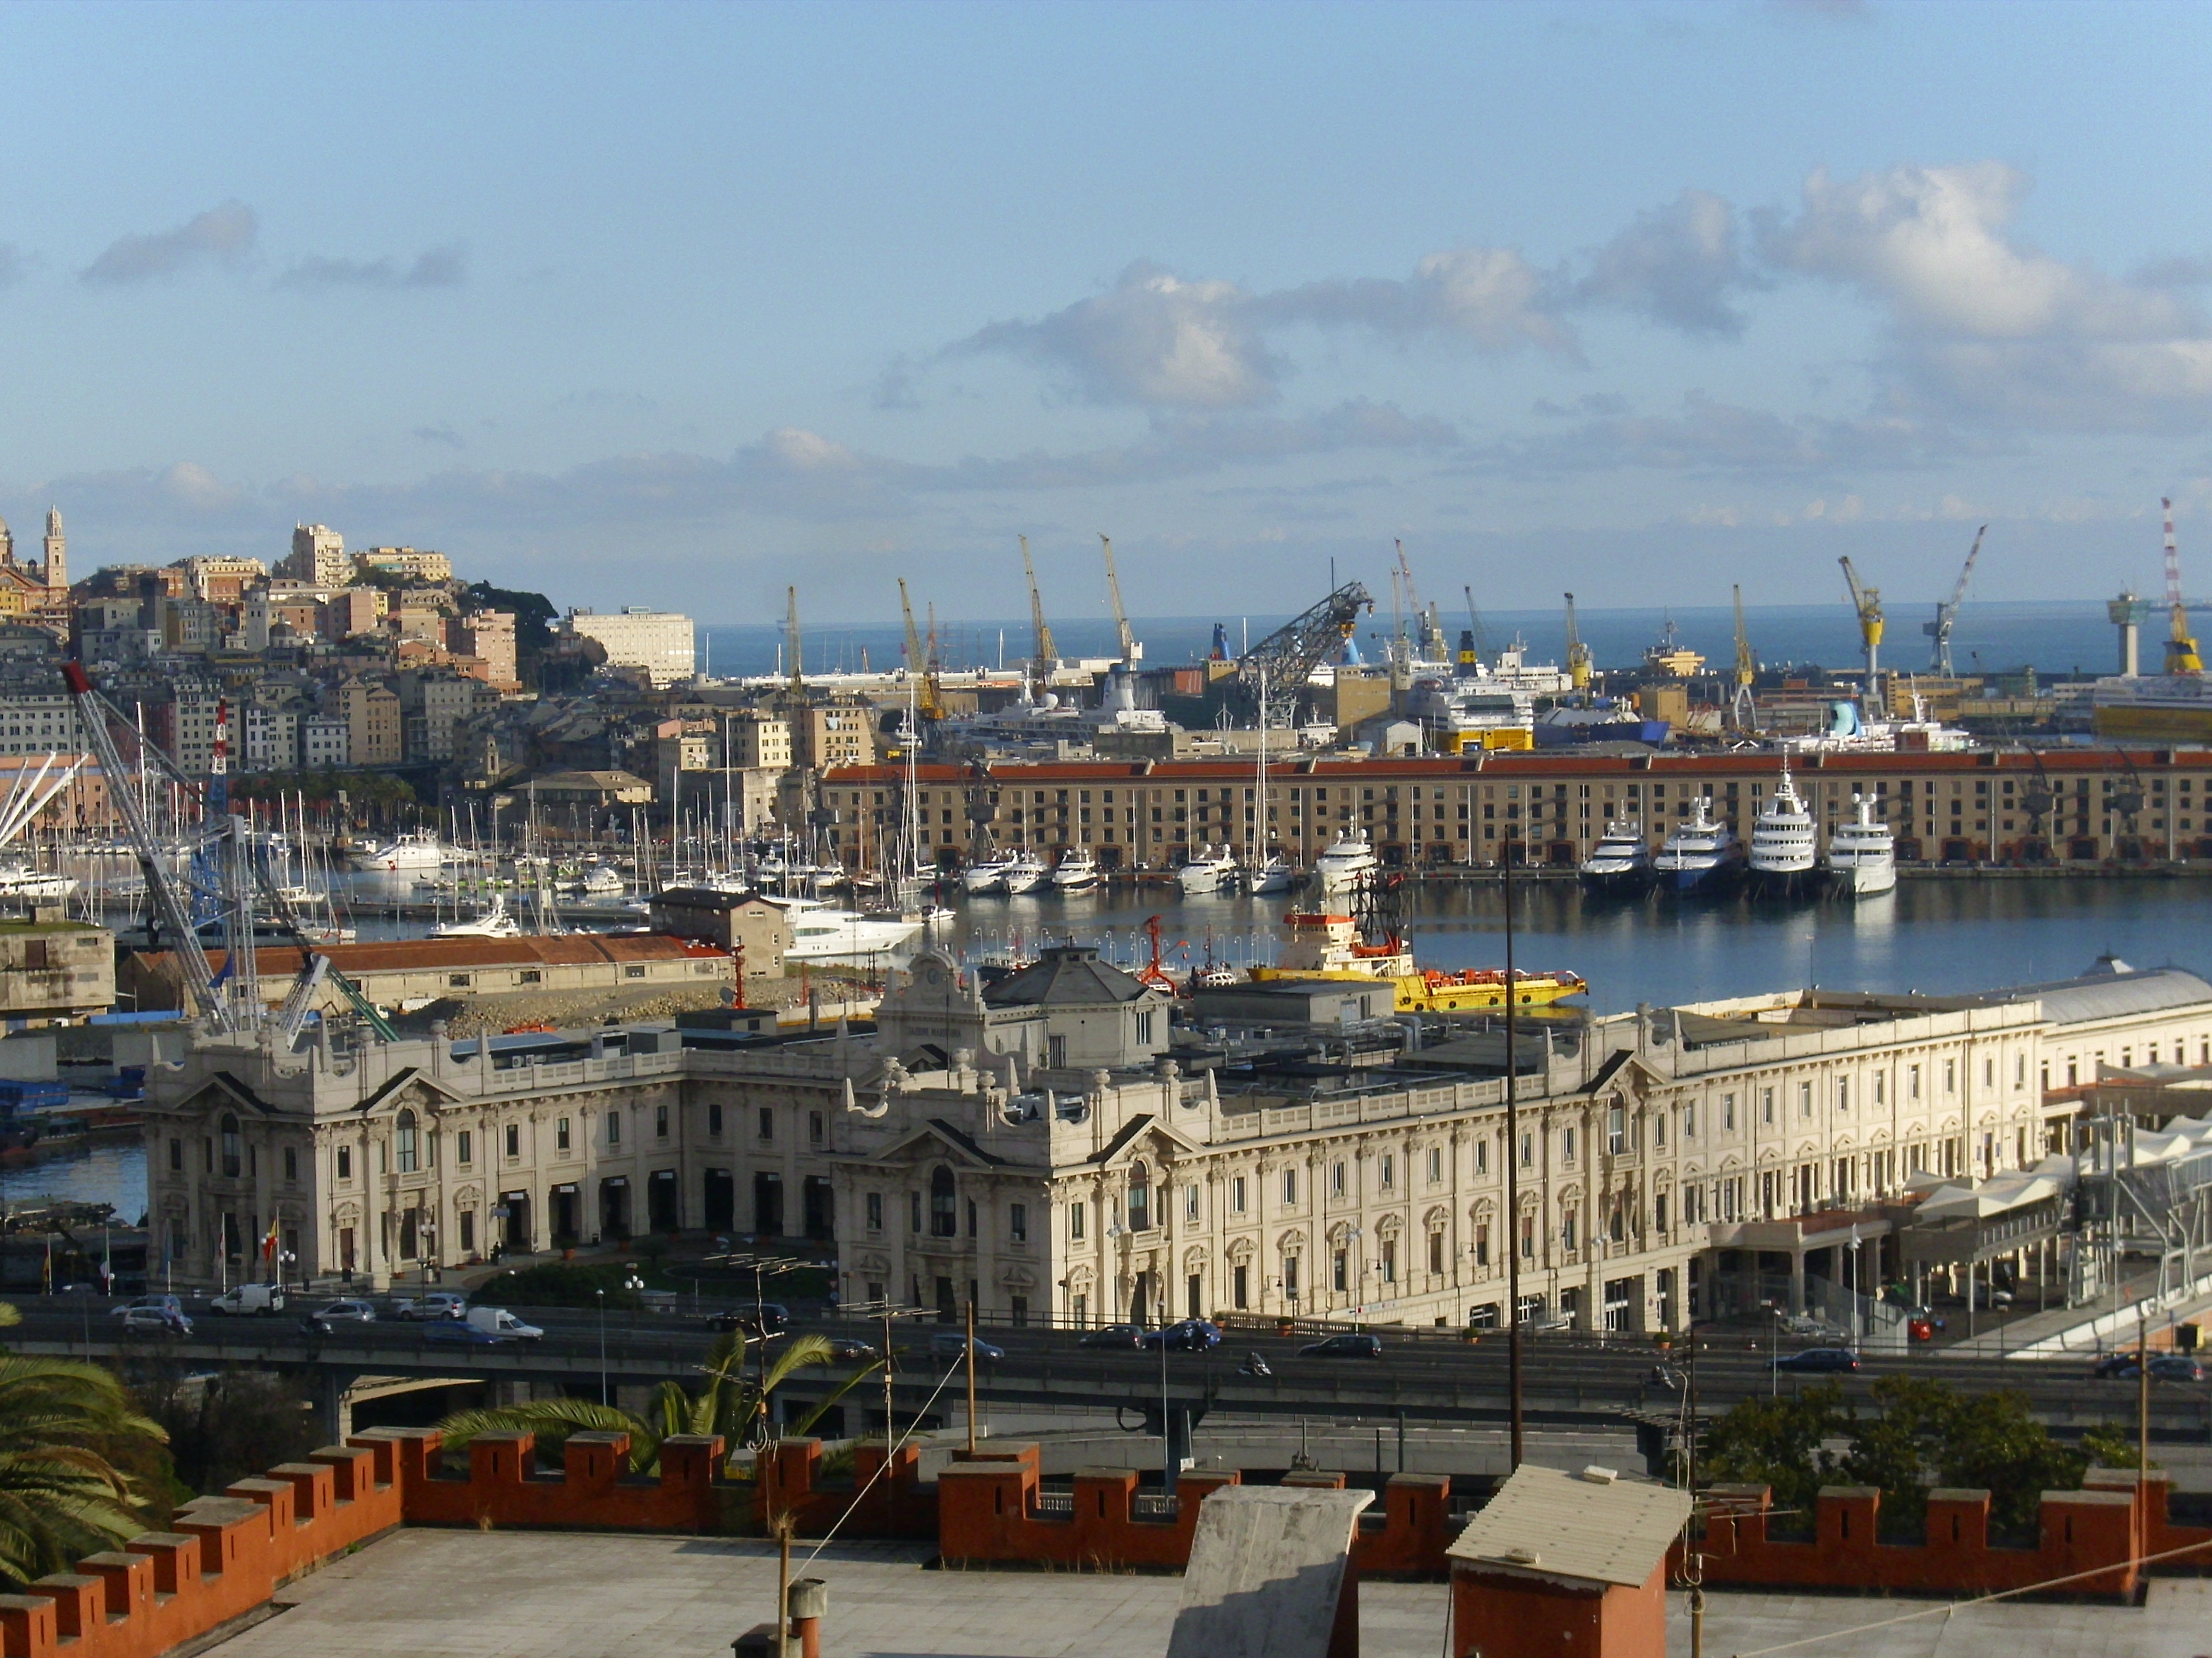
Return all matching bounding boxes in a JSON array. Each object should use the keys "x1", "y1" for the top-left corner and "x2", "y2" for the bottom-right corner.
[{"x1": 787, "y1": 1578, "x2": 828, "y2": 1658}]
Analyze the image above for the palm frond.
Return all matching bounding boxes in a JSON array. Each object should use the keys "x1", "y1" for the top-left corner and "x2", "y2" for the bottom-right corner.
[
  {"x1": 788, "y1": 1358, "x2": 884, "y2": 1441},
  {"x1": 432, "y1": 1399, "x2": 659, "y2": 1471}
]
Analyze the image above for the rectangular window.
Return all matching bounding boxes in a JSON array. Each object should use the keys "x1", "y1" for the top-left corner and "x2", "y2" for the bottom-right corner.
[
  {"x1": 1562, "y1": 1208, "x2": 1578, "y2": 1251},
  {"x1": 1282, "y1": 1167, "x2": 1298, "y2": 1206},
  {"x1": 1562, "y1": 1127, "x2": 1577, "y2": 1163},
  {"x1": 1381, "y1": 1239, "x2": 1396, "y2": 1284},
  {"x1": 1875, "y1": 1073, "x2": 1885, "y2": 1105},
  {"x1": 1380, "y1": 1153, "x2": 1395, "y2": 1189},
  {"x1": 708, "y1": 1101, "x2": 724, "y2": 1136},
  {"x1": 284, "y1": 1146, "x2": 299, "y2": 1181},
  {"x1": 1233, "y1": 1264, "x2": 1249, "y2": 1309},
  {"x1": 1135, "y1": 1011, "x2": 1154, "y2": 1045},
  {"x1": 337, "y1": 1146, "x2": 352, "y2": 1179},
  {"x1": 1799, "y1": 1082, "x2": 1812, "y2": 1117},
  {"x1": 1069, "y1": 1200, "x2": 1086, "y2": 1240},
  {"x1": 1332, "y1": 1162, "x2": 1346, "y2": 1197},
  {"x1": 1761, "y1": 1088, "x2": 1774, "y2": 1125},
  {"x1": 1476, "y1": 1139, "x2": 1489, "y2": 1175},
  {"x1": 1231, "y1": 1175, "x2": 1248, "y2": 1213},
  {"x1": 557, "y1": 1118, "x2": 571, "y2": 1152},
  {"x1": 1185, "y1": 1184, "x2": 1199, "y2": 1223},
  {"x1": 808, "y1": 1110, "x2": 823, "y2": 1146},
  {"x1": 455, "y1": 1133, "x2": 470, "y2": 1166},
  {"x1": 1476, "y1": 1224, "x2": 1490, "y2": 1267},
  {"x1": 758, "y1": 1107, "x2": 774, "y2": 1141},
  {"x1": 1945, "y1": 1057, "x2": 1957, "y2": 1095},
  {"x1": 910, "y1": 1192, "x2": 922, "y2": 1232},
  {"x1": 606, "y1": 1110, "x2": 621, "y2": 1146},
  {"x1": 1010, "y1": 1202, "x2": 1028, "y2": 1242},
  {"x1": 1428, "y1": 1232, "x2": 1445, "y2": 1275},
  {"x1": 1721, "y1": 1093, "x2": 1733, "y2": 1131},
  {"x1": 656, "y1": 1105, "x2": 669, "y2": 1139},
  {"x1": 866, "y1": 1192, "x2": 883, "y2": 1232},
  {"x1": 460, "y1": 1211, "x2": 475, "y2": 1254},
  {"x1": 1607, "y1": 1106, "x2": 1625, "y2": 1155},
  {"x1": 505, "y1": 1123, "x2": 520, "y2": 1158},
  {"x1": 1427, "y1": 1147, "x2": 1442, "y2": 1184},
  {"x1": 1284, "y1": 1255, "x2": 1300, "y2": 1300}
]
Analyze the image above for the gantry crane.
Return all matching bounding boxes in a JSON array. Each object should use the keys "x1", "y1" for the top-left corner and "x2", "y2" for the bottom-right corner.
[
  {"x1": 1018, "y1": 536, "x2": 1057, "y2": 685},
  {"x1": 897, "y1": 579, "x2": 944, "y2": 721},
  {"x1": 1729, "y1": 584, "x2": 1758, "y2": 733},
  {"x1": 1923, "y1": 524, "x2": 1987, "y2": 675},
  {"x1": 1099, "y1": 535, "x2": 1137, "y2": 666},
  {"x1": 2162, "y1": 498, "x2": 2203, "y2": 675},
  {"x1": 1839, "y1": 556, "x2": 1884, "y2": 690},
  {"x1": 1562, "y1": 593, "x2": 1592, "y2": 692},
  {"x1": 785, "y1": 587, "x2": 804, "y2": 693}
]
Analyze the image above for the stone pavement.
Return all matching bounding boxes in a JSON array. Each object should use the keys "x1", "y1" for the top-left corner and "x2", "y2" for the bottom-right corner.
[{"x1": 208, "y1": 1529, "x2": 2212, "y2": 1658}]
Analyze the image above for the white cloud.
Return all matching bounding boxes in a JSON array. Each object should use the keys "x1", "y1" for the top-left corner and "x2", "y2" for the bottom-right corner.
[
  {"x1": 1574, "y1": 189, "x2": 1763, "y2": 337},
  {"x1": 277, "y1": 244, "x2": 467, "y2": 292},
  {"x1": 81, "y1": 201, "x2": 258, "y2": 284}
]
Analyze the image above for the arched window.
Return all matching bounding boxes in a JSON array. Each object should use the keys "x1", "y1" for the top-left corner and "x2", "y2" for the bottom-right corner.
[
  {"x1": 220, "y1": 1114, "x2": 241, "y2": 1179},
  {"x1": 928, "y1": 1165, "x2": 957, "y2": 1237},
  {"x1": 397, "y1": 1110, "x2": 419, "y2": 1175},
  {"x1": 1126, "y1": 1161, "x2": 1152, "y2": 1232}
]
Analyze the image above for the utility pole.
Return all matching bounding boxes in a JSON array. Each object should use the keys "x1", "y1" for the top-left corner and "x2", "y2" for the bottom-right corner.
[
  {"x1": 965, "y1": 1297, "x2": 979, "y2": 1457},
  {"x1": 1504, "y1": 825, "x2": 1523, "y2": 1470}
]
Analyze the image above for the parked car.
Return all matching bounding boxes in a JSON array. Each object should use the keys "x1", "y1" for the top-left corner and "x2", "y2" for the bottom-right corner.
[
  {"x1": 390, "y1": 1292, "x2": 467, "y2": 1321},
  {"x1": 825, "y1": 1337, "x2": 880, "y2": 1363},
  {"x1": 1773, "y1": 1347, "x2": 1860, "y2": 1374},
  {"x1": 465, "y1": 1306, "x2": 544, "y2": 1342},
  {"x1": 709, "y1": 1302, "x2": 790, "y2": 1336},
  {"x1": 1077, "y1": 1324, "x2": 1146, "y2": 1351},
  {"x1": 107, "y1": 1299, "x2": 186, "y2": 1326},
  {"x1": 928, "y1": 1332, "x2": 1005, "y2": 1366},
  {"x1": 208, "y1": 1284, "x2": 287, "y2": 1316},
  {"x1": 1298, "y1": 1333, "x2": 1383, "y2": 1359},
  {"x1": 2093, "y1": 1352, "x2": 2206, "y2": 1382},
  {"x1": 422, "y1": 1320, "x2": 513, "y2": 1347},
  {"x1": 1142, "y1": 1319, "x2": 1222, "y2": 1352},
  {"x1": 303, "y1": 1299, "x2": 378, "y2": 1334},
  {"x1": 1776, "y1": 1314, "x2": 1847, "y2": 1341},
  {"x1": 120, "y1": 1305, "x2": 191, "y2": 1338}
]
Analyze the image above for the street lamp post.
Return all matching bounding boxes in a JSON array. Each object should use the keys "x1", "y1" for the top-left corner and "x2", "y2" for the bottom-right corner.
[
  {"x1": 1503, "y1": 827, "x2": 1524, "y2": 1470},
  {"x1": 595, "y1": 1287, "x2": 608, "y2": 1406}
]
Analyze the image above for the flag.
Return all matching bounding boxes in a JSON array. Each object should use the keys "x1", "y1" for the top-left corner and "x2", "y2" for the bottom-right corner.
[{"x1": 261, "y1": 1216, "x2": 280, "y2": 1261}]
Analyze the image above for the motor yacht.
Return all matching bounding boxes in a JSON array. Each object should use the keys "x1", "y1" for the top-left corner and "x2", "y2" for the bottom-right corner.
[
  {"x1": 765, "y1": 896, "x2": 923, "y2": 960},
  {"x1": 1247, "y1": 852, "x2": 1298, "y2": 895},
  {"x1": 962, "y1": 851, "x2": 1020, "y2": 894},
  {"x1": 1824, "y1": 793, "x2": 1898, "y2": 896},
  {"x1": 348, "y1": 830, "x2": 450, "y2": 872},
  {"x1": 1315, "y1": 828, "x2": 1378, "y2": 893},
  {"x1": 1746, "y1": 765, "x2": 1819, "y2": 897},
  {"x1": 431, "y1": 894, "x2": 524, "y2": 939},
  {"x1": 1051, "y1": 848, "x2": 1101, "y2": 893},
  {"x1": 1577, "y1": 820, "x2": 1651, "y2": 896},
  {"x1": 999, "y1": 849, "x2": 1052, "y2": 895},
  {"x1": 1654, "y1": 798, "x2": 1742, "y2": 895},
  {"x1": 1175, "y1": 843, "x2": 1238, "y2": 895}
]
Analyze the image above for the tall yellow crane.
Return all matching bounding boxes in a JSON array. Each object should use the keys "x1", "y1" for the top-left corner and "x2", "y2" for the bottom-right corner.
[
  {"x1": 1562, "y1": 592, "x2": 1592, "y2": 691},
  {"x1": 2162, "y1": 497, "x2": 2202, "y2": 674},
  {"x1": 1729, "y1": 584, "x2": 1757, "y2": 733},
  {"x1": 1099, "y1": 534, "x2": 1137, "y2": 666},
  {"x1": 785, "y1": 585, "x2": 803, "y2": 694},
  {"x1": 897, "y1": 579, "x2": 944, "y2": 720},
  {"x1": 1019, "y1": 535, "x2": 1057, "y2": 685},
  {"x1": 1839, "y1": 556, "x2": 1883, "y2": 689}
]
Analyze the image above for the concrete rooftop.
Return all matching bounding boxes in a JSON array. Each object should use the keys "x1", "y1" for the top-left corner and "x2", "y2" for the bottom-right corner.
[{"x1": 211, "y1": 1530, "x2": 2212, "y2": 1658}]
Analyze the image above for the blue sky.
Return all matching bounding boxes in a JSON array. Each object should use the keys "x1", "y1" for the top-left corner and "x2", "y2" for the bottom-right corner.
[{"x1": 2, "y1": 0, "x2": 2209, "y2": 626}]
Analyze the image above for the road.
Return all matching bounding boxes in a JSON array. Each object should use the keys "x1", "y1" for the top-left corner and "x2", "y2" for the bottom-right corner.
[{"x1": 11, "y1": 1296, "x2": 2211, "y2": 1443}]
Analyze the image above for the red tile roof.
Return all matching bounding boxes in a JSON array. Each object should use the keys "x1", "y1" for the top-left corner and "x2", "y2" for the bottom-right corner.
[{"x1": 133, "y1": 934, "x2": 729, "y2": 977}]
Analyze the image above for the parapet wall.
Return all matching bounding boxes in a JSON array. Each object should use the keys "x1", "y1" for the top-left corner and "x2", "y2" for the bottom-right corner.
[{"x1": 1693, "y1": 1470, "x2": 2212, "y2": 1599}]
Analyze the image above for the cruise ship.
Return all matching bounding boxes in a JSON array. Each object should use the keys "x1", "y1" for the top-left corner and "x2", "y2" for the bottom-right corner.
[
  {"x1": 1654, "y1": 799, "x2": 1742, "y2": 896},
  {"x1": 1824, "y1": 794, "x2": 1897, "y2": 896},
  {"x1": 1746, "y1": 766, "x2": 1817, "y2": 898},
  {"x1": 1577, "y1": 820, "x2": 1651, "y2": 896}
]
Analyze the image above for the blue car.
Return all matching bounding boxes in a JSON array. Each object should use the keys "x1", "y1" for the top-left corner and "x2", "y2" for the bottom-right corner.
[
  {"x1": 1772, "y1": 1347, "x2": 1860, "y2": 1374},
  {"x1": 423, "y1": 1320, "x2": 512, "y2": 1347},
  {"x1": 1142, "y1": 1319, "x2": 1222, "y2": 1352}
]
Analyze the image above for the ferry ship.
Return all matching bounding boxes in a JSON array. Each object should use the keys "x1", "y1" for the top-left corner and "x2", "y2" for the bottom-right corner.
[
  {"x1": 1823, "y1": 794, "x2": 1897, "y2": 896},
  {"x1": 1746, "y1": 766, "x2": 1817, "y2": 898},
  {"x1": 1654, "y1": 798, "x2": 1742, "y2": 896},
  {"x1": 1248, "y1": 911, "x2": 1585, "y2": 1013},
  {"x1": 2089, "y1": 673, "x2": 2212, "y2": 742}
]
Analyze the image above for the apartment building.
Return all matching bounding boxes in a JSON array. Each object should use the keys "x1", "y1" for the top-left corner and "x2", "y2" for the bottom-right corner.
[
  {"x1": 335, "y1": 676, "x2": 404, "y2": 766},
  {"x1": 563, "y1": 608, "x2": 695, "y2": 687},
  {"x1": 281, "y1": 523, "x2": 353, "y2": 588},
  {"x1": 820, "y1": 747, "x2": 2212, "y2": 870},
  {"x1": 354, "y1": 546, "x2": 455, "y2": 583},
  {"x1": 453, "y1": 611, "x2": 519, "y2": 690},
  {"x1": 301, "y1": 714, "x2": 350, "y2": 769}
]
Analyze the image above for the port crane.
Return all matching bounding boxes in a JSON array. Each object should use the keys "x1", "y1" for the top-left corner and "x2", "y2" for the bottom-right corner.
[
  {"x1": 1232, "y1": 580, "x2": 1373, "y2": 730},
  {"x1": 1461, "y1": 585, "x2": 1494, "y2": 667},
  {"x1": 1839, "y1": 556, "x2": 1884, "y2": 691},
  {"x1": 1728, "y1": 584, "x2": 1758, "y2": 733},
  {"x1": 2162, "y1": 498, "x2": 2203, "y2": 675},
  {"x1": 896, "y1": 579, "x2": 944, "y2": 721},
  {"x1": 1018, "y1": 536, "x2": 1058, "y2": 686},
  {"x1": 1562, "y1": 594, "x2": 1593, "y2": 692},
  {"x1": 1923, "y1": 524, "x2": 1987, "y2": 675},
  {"x1": 1099, "y1": 535, "x2": 1138, "y2": 667}
]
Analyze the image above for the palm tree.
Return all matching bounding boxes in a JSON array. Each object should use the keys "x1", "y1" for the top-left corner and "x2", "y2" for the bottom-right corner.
[
  {"x1": 435, "y1": 1331, "x2": 878, "y2": 1474},
  {"x1": 0, "y1": 1304, "x2": 170, "y2": 1585}
]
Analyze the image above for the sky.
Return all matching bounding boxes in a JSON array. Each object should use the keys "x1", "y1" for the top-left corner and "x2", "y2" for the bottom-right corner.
[{"x1": 1, "y1": 0, "x2": 2210, "y2": 629}]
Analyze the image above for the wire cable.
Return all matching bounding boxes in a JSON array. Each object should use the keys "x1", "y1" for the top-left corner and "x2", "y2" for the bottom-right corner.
[{"x1": 795, "y1": 1357, "x2": 967, "y2": 1566}]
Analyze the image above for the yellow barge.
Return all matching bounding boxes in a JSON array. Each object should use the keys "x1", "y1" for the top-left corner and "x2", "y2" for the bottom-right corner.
[{"x1": 1247, "y1": 911, "x2": 1586, "y2": 1012}]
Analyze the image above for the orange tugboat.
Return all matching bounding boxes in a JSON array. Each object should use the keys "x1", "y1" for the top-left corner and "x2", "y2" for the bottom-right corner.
[{"x1": 1248, "y1": 908, "x2": 1585, "y2": 1012}]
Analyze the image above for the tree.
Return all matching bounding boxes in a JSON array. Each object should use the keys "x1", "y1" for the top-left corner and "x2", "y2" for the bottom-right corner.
[
  {"x1": 2079, "y1": 1422, "x2": 2158, "y2": 1473},
  {"x1": 1697, "y1": 1383, "x2": 1846, "y2": 1521},
  {"x1": 0, "y1": 1305, "x2": 171, "y2": 1585},
  {"x1": 461, "y1": 582, "x2": 559, "y2": 688},
  {"x1": 434, "y1": 1332, "x2": 876, "y2": 1473},
  {"x1": 138, "y1": 1367, "x2": 318, "y2": 1498}
]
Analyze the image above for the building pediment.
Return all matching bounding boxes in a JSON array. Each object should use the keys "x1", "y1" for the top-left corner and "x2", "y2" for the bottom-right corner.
[
  {"x1": 1582, "y1": 1050, "x2": 1669, "y2": 1100},
  {"x1": 1084, "y1": 1112, "x2": 1205, "y2": 1167},
  {"x1": 351, "y1": 1066, "x2": 470, "y2": 1117},
  {"x1": 870, "y1": 1117, "x2": 1010, "y2": 1170}
]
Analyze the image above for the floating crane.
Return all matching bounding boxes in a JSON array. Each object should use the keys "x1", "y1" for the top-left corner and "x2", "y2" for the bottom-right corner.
[
  {"x1": 1018, "y1": 535, "x2": 1058, "y2": 685},
  {"x1": 1562, "y1": 593, "x2": 1593, "y2": 692},
  {"x1": 785, "y1": 587, "x2": 803, "y2": 693},
  {"x1": 1099, "y1": 534, "x2": 1137, "y2": 666},
  {"x1": 897, "y1": 579, "x2": 943, "y2": 721},
  {"x1": 1839, "y1": 555, "x2": 1884, "y2": 689},
  {"x1": 1232, "y1": 580, "x2": 1374, "y2": 729},
  {"x1": 2162, "y1": 498, "x2": 2203, "y2": 675},
  {"x1": 1729, "y1": 584, "x2": 1758, "y2": 733},
  {"x1": 1923, "y1": 524, "x2": 1987, "y2": 675}
]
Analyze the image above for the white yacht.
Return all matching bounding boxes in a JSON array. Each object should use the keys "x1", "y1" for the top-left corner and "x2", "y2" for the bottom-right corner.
[
  {"x1": 431, "y1": 894, "x2": 523, "y2": 939},
  {"x1": 767, "y1": 896, "x2": 923, "y2": 960},
  {"x1": 576, "y1": 861, "x2": 625, "y2": 897},
  {"x1": 349, "y1": 830, "x2": 450, "y2": 872},
  {"x1": 1175, "y1": 843, "x2": 1238, "y2": 894},
  {"x1": 1746, "y1": 766, "x2": 1819, "y2": 897},
  {"x1": 999, "y1": 849, "x2": 1052, "y2": 895},
  {"x1": 1315, "y1": 828, "x2": 1378, "y2": 893},
  {"x1": 1051, "y1": 848, "x2": 1101, "y2": 894},
  {"x1": 1654, "y1": 799, "x2": 1742, "y2": 896},
  {"x1": 1577, "y1": 820, "x2": 1651, "y2": 896},
  {"x1": 1824, "y1": 793, "x2": 1898, "y2": 897},
  {"x1": 0, "y1": 862, "x2": 76, "y2": 902},
  {"x1": 1248, "y1": 852, "x2": 1298, "y2": 895},
  {"x1": 962, "y1": 851, "x2": 1020, "y2": 895}
]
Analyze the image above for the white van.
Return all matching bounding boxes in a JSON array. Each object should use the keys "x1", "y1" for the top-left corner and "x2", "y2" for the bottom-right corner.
[
  {"x1": 465, "y1": 1306, "x2": 543, "y2": 1342},
  {"x1": 209, "y1": 1284, "x2": 287, "y2": 1316}
]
